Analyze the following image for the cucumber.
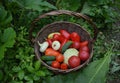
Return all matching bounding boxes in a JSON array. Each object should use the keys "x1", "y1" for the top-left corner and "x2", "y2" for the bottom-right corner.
[
  {"x1": 46, "y1": 61, "x2": 53, "y2": 65},
  {"x1": 61, "y1": 41, "x2": 73, "y2": 53},
  {"x1": 41, "y1": 56, "x2": 55, "y2": 61}
]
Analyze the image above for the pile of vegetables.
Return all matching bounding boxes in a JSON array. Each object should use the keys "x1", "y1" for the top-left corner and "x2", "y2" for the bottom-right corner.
[{"x1": 38, "y1": 29, "x2": 90, "y2": 70}]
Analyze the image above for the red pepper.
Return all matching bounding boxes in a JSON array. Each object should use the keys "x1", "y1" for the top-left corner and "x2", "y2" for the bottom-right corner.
[
  {"x1": 80, "y1": 41, "x2": 88, "y2": 47},
  {"x1": 70, "y1": 32, "x2": 81, "y2": 42},
  {"x1": 46, "y1": 38, "x2": 52, "y2": 47},
  {"x1": 53, "y1": 34, "x2": 60, "y2": 41},
  {"x1": 59, "y1": 38, "x2": 68, "y2": 51},
  {"x1": 53, "y1": 34, "x2": 65, "y2": 43},
  {"x1": 60, "y1": 29, "x2": 70, "y2": 39}
]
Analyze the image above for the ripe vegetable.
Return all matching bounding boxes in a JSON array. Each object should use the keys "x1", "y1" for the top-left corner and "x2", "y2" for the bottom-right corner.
[
  {"x1": 45, "y1": 48, "x2": 60, "y2": 57},
  {"x1": 71, "y1": 41, "x2": 80, "y2": 49},
  {"x1": 80, "y1": 46, "x2": 89, "y2": 52},
  {"x1": 53, "y1": 34, "x2": 65, "y2": 43},
  {"x1": 68, "y1": 56, "x2": 80, "y2": 68},
  {"x1": 41, "y1": 56, "x2": 55, "y2": 61},
  {"x1": 56, "y1": 54, "x2": 64, "y2": 62},
  {"x1": 60, "y1": 63, "x2": 68, "y2": 70},
  {"x1": 38, "y1": 41, "x2": 49, "y2": 52},
  {"x1": 53, "y1": 34, "x2": 61, "y2": 41},
  {"x1": 48, "y1": 32, "x2": 60, "y2": 39},
  {"x1": 52, "y1": 41, "x2": 60, "y2": 50},
  {"x1": 61, "y1": 41, "x2": 73, "y2": 53},
  {"x1": 70, "y1": 32, "x2": 80, "y2": 42},
  {"x1": 63, "y1": 48, "x2": 79, "y2": 65},
  {"x1": 60, "y1": 29, "x2": 70, "y2": 39},
  {"x1": 79, "y1": 51, "x2": 89, "y2": 61},
  {"x1": 46, "y1": 38, "x2": 52, "y2": 47},
  {"x1": 51, "y1": 61, "x2": 60, "y2": 68},
  {"x1": 80, "y1": 41, "x2": 88, "y2": 47},
  {"x1": 59, "y1": 38, "x2": 68, "y2": 51}
]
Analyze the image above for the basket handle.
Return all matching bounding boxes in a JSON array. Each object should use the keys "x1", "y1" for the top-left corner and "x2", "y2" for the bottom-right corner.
[{"x1": 29, "y1": 10, "x2": 98, "y2": 43}]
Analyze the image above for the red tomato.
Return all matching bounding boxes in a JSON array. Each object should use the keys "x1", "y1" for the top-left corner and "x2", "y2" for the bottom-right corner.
[
  {"x1": 80, "y1": 46, "x2": 89, "y2": 52},
  {"x1": 56, "y1": 54, "x2": 64, "y2": 62},
  {"x1": 80, "y1": 41, "x2": 88, "y2": 47},
  {"x1": 60, "y1": 29, "x2": 70, "y2": 39},
  {"x1": 60, "y1": 63, "x2": 68, "y2": 70},
  {"x1": 79, "y1": 51, "x2": 89, "y2": 61},
  {"x1": 68, "y1": 56, "x2": 80, "y2": 68},
  {"x1": 51, "y1": 61, "x2": 60, "y2": 68},
  {"x1": 71, "y1": 41, "x2": 80, "y2": 49},
  {"x1": 70, "y1": 32, "x2": 80, "y2": 42}
]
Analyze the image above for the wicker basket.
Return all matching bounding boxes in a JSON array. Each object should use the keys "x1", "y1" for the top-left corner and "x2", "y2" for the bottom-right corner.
[{"x1": 29, "y1": 10, "x2": 98, "y2": 73}]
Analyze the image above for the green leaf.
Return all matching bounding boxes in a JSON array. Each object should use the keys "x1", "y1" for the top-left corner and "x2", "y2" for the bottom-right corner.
[
  {"x1": 12, "y1": 66, "x2": 21, "y2": 72},
  {"x1": 0, "y1": 45, "x2": 6, "y2": 61},
  {"x1": 58, "y1": 0, "x2": 81, "y2": 11},
  {"x1": 75, "y1": 53, "x2": 111, "y2": 83},
  {"x1": 0, "y1": 6, "x2": 12, "y2": 26},
  {"x1": 27, "y1": 66, "x2": 35, "y2": 73},
  {"x1": 24, "y1": 76, "x2": 32, "y2": 81},
  {"x1": 18, "y1": 71, "x2": 24, "y2": 80},
  {"x1": 0, "y1": 28, "x2": 16, "y2": 61},
  {"x1": 33, "y1": 75, "x2": 40, "y2": 81},
  {"x1": 40, "y1": 1, "x2": 57, "y2": 10},
  {"x1": 2, "y1": 28, "x2": 16, "y2": 47},
  {"x1": 81, "y1": 2, "x2": 92, "y2": 14},
  {"x1": 35, "y1": 70, "x2": 46, "y2": 76},
  {"x1": 26, "y1": 80, "x2": 33, "y2": 83},
  {"x1": 34, "y1": 60, "x2": 41, "y2": 70},
  {"x1": 43, "y1": 47, "x2": 112, "y2": 83},
  {"x1": 15, "y1": 0, "x2": 57, "y2": 12}
]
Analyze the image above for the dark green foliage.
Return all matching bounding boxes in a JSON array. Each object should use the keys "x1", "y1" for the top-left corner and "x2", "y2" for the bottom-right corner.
[{"x1": 0, "y1": 0, "x2": 119, "y2": 83}]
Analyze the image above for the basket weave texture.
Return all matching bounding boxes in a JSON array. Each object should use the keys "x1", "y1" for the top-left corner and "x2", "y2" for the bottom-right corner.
[{"x1": 29, "y1": 10, "x2": 98, "y2": 73}]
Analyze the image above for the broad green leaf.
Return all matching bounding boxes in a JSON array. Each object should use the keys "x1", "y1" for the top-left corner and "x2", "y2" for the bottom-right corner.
[
  {"x1": 27, "y1": 66, "x2": 35, "y2": 73},
  {"x1": 2, "y1": 28, "x2": 16, "y2": 47},
  {"x1": 81, "y1": 2, "x2": 92, "y2": 14},
  {"x1": 34, "y1": 60, "x2": 41, "y2": 70},
  {"x1": 12, "y1": 66, "x2": 21, "y2": 72},
  {"x1": 1, "y1": 12, "x2": 12, "y2": 26},
  {"x1": 33, "y1": 75, "x2": 40, "y2": 81},
  {"x1": 43, "y1": 48, "x2": 112, "y2": 83},
  {"x1": 24, "y1": 76, "x2": 32, "y2": 81},
  {"x1": 26, "y1": 80, "x2": 33, "y2": 83},
  {"x1": 0, "y1": 28, "x2": 16, "y2": 61},
  {"x1": 18, "y1": 70, "x2": 25, "y2": 80},
  {"x1": 35, "y1": 70, "x2": 45, "y2": 76},
  {"x1": 15, "y1": 0, "x2": 57, "y2": 12},
  {"x1": 0, "y1": 6, "x2": 12, "y2": 26},
  {"x1": 75, "y1": 53, "x2": 111, "y2": 83},
  {"x1": 40, "y1": 1, "x2": 57, "y2": 10},
  {"x1": 0, "y1": 7, "x2": 7, "y2": 21}
]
